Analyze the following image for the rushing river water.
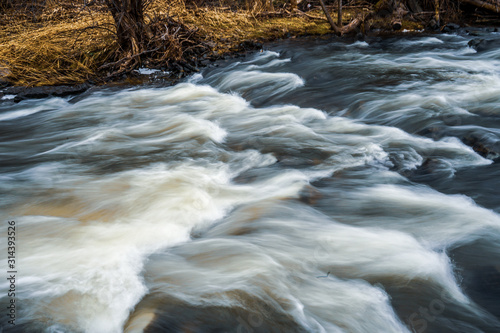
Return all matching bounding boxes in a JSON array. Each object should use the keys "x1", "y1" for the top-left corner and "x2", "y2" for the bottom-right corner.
[{"x1": 2, "y1": 31, "x2": 500, "y2": 333}]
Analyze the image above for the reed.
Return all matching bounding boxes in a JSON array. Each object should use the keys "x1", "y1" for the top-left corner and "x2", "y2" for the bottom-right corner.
[
  {"x1": 0, "y1": 0, "x2": 332, "y2": 86},
  {"x1": 0, "y1": 2, "x2": 115, "y2": 86}
]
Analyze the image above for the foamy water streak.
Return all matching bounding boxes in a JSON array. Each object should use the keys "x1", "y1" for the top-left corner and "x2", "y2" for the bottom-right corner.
[{"x1": 2, "y1": 33, "x2": 500, "y2": 333}]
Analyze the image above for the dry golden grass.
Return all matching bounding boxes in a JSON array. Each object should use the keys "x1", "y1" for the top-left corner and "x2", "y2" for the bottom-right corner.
[
  {"x1": 0, "y1": 6, "x2": 116, "y2": 86},
  {"x1": 0, "y1": 0, "x2": 332, "y2": 86},
  {"x1": 147, "y1": 1, "x2": 333, "y2": 55}
]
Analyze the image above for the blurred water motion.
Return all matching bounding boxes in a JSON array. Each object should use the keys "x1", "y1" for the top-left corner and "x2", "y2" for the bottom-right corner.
[{"x1": 2, "y1": 33, "x2": 500, "y2": 333}]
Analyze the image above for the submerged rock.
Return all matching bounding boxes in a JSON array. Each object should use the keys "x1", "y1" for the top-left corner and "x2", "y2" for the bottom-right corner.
[
  {"x1": 442, "y1": 23, "x2": 460, "y2": 33},
  {"x1": 462, "y1": 135, "x2": 500, "y2": 160},
  {"x1": 4, "y1": 83, "x2": 90, "y2": 102},
  {"x1": 468, "y1": 38, "x2": 500, "y2": 52}
]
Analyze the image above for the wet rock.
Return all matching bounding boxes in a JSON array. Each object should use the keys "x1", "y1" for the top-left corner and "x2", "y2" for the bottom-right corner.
[
  {"x1": 299, "y1": 185, "x2": 322, "y2": 205},
  {"x1": 0, "y1": 78, "x2": 10, "y2": 89},
  {"x1": 467, "y1": 30, "x2": 483, "y2": 36},
  {"x1": 68, "y1": 86, "x2": 100, "y2": 104},
  {"x1": 136, "y1": 292, "x2": 309, "y2": 333},
  {"x1": 239, "y1": 40, "x2": 263, "y2": 51},
  {"x1": 427, "y1": 18, "x2": 439, "y2": 31},
  {"x1": 199, "y1": 59, "x2": 211, "y2": 66},
  {"x1": 442, "y1": 23, "x2": 460, "y2": 33},
  {"x1": 468, "y1": 38, "x2": 484, "y2": 50},
  {"x1": 406, "y1": 158, "x2": 451, "y2": 182},
  {"x1": 6, "y1": 83, "x2": 91, "y2": 102},
  {"x1": 461, "y1": 135, "x2": 500, "y2": 160}
]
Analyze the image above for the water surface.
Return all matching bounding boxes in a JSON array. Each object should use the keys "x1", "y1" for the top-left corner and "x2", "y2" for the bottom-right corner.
[{"x1": 1, "y1": 32, "x2": 500, "y2": 333}]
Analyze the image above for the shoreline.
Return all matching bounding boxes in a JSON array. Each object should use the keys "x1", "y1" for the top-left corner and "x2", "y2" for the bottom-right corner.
[
  {"x1": 2, "y1": 0, "x2": 500, "y2": 96},
  {"x1": 0, "y1": 24, "x2": 498, "y2": 103}
]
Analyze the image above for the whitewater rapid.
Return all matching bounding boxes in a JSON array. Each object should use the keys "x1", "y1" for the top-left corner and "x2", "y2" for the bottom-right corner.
[{"x1": 2, "y1": 32, "x2": 500, "y2": 333}]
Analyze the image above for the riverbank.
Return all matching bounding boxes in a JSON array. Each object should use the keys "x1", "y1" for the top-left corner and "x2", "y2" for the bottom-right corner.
[
  {"x1": 1, "y1": 0, "x2": 499, "y2": 98},
  {"x1": 0, "y1": 0, "x2": 333, "y2": 88}
]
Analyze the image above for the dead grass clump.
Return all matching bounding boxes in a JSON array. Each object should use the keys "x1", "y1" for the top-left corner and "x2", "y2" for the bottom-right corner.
[
  {"x1": 0, "y1": 8, "x2": 116, "y2": 86},
  {"x1": 145, "y1": 15, "x2": 211, "y2": 63},
  {"x1": 167, "y1": 4, "x2": 331, "y2": 54},
  {"x1": 0, "y1": 0, "x2": 334, "y2": 87}
]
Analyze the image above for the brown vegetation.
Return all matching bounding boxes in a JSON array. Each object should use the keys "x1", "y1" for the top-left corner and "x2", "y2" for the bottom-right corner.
[
  {"x1": 0, "y1": 0, "x2": 333, "y2": 86},
  {"x1": 0, "y1": 0, "x2": 499, "y2": 87}
]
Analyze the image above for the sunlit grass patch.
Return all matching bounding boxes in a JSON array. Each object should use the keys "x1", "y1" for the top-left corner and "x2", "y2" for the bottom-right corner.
[{"x1": 0, "y1": 0, "x2": 334, "y2": 86}]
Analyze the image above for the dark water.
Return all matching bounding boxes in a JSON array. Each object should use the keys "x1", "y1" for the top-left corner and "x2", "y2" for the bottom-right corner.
[{"x1": 2, "y1": 32, "x2": 500, "y2": 333}]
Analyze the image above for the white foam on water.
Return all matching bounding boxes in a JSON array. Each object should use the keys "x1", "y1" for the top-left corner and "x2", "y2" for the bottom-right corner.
[
  {"x1": 246, "y1": 57, "x2": 292, "y2": 70},
  {"x1": 0, "y1": 98, "x2": 64, "y2": 121},
  {"x1": 140, "y1": 201, "x2": 474, "y2": 332},
  {"x1": 242, "y1": 50, "x2": 280, "y2": 62},
  {"x1": 137, "y1": 67, "x2": 161, "y2": 75},
  {"x1": 216, "y1": 70, "x2": 305, "y2": 96},
  {"x1": 341, "y1": 184, "x2": 500, "y2": 248},
  {"x1": 1, "y1": 94, "x2": 16, "y2": 100},
  {"x1": 462, "y1": 46, "x2": 478, "y2": 54},
  {"x1": 400, "y1": 37, "x2": 445, "y2": 46},
  {"x1": 348, "y1": 41, "x2": 369, "y2": 48},
  {"x1": 1, "y1": 160, "x2": 311, "y2": 331},
  {"x1": 187, "y1": 72, "x2": 204, "y2": 83},
  {"x1": 3, "y1": 37, "x2": 500, "y2": 332}
]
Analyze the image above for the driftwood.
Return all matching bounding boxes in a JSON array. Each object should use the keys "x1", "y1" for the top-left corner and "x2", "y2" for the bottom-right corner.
[
  {"x1": 342, "y1": 13, "x2": 363, "y2": 33},
  {"x1": 391, "y1": 5, "x2": 407, "y2": 30},
  {"x1": 461, "y1": 0, "x2": 500, "y2": 13},
  {"x1": 391, "y1": 18, "x2": 402, "y2": 29}
]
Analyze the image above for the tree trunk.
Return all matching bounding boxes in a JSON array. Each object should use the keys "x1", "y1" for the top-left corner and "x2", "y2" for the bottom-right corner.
[
  {"x1": 434, "y1": 0, "x2": 440, "y2": 26},
  {"x1": 105, "y1": 0, "x2": 145, "y2": 56},
  {"x1": 318, "y1": 0, "x2": 342, "y2": 34},
  {"x1": 337, "y1": 0, "x2": 342, "y2": 26}
]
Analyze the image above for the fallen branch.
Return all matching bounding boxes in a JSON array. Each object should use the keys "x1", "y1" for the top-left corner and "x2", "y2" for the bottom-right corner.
[
  {"x1": 460, "y1": 0, "x2": 500, "y2": 13},
  {"x1": 342, "y1": 14, "x2": 362, "y2": 34}
]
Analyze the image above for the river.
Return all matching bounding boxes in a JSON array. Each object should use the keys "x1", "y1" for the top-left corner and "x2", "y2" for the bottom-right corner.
[{"x1": 1, "y1": 31, "x2": 500, "y2": 333}]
